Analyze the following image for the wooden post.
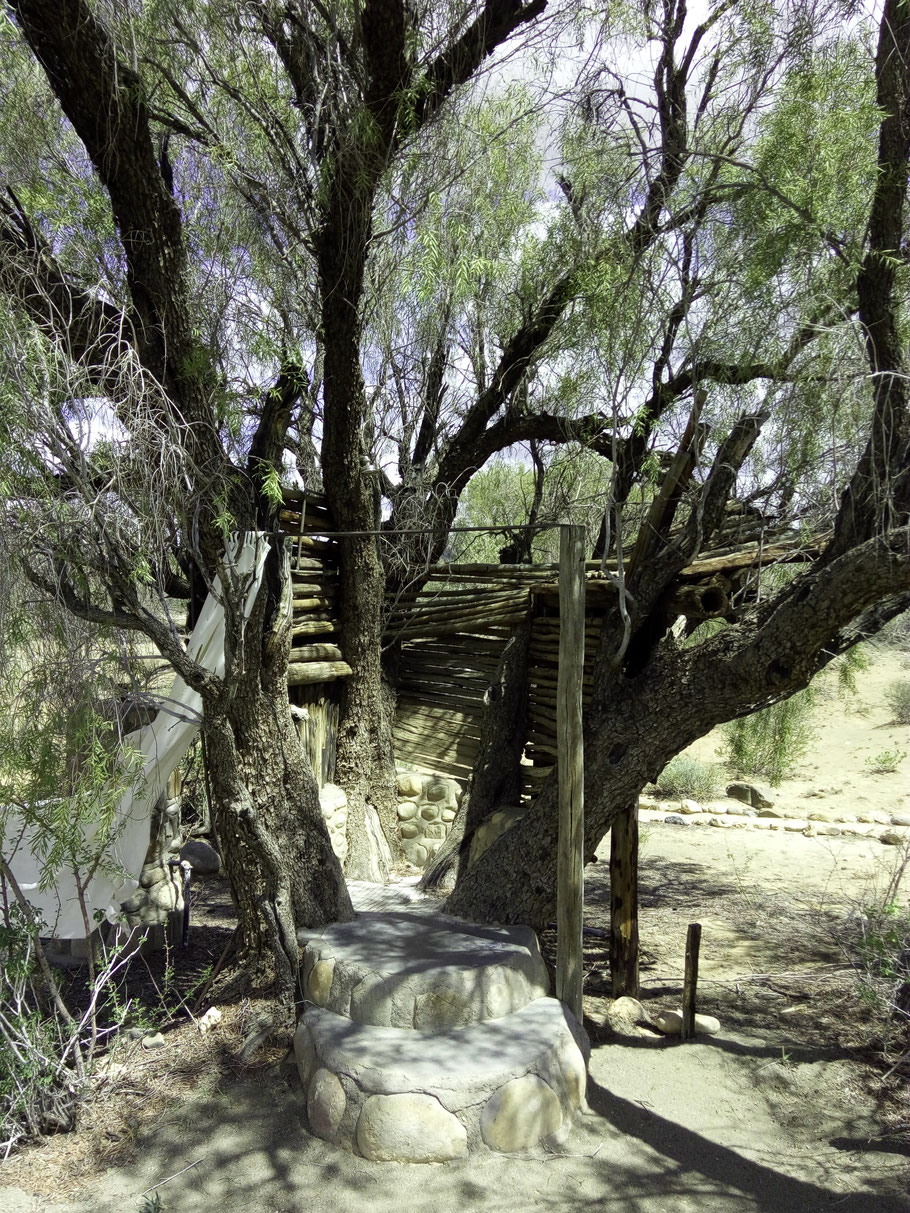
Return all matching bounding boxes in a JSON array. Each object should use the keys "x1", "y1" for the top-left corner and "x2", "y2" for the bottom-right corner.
[
  {"x1": 681, "y1": 922, "x2": 702, "y2": 1040},
  {"x1": 610, "y1": 801, "x2": 640, "y2": 998},
  {"x1": 556, "y1": 524, "x2": 585, "y2": 1020}
]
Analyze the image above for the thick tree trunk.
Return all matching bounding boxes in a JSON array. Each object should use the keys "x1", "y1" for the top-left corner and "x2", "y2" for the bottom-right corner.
[
  {"x1": 445, "y1": 531, "x2": 910, "y2": 926},
  {"x1": 319, "y1": 171, "x2": 399, "y2": 879},
  {"x1": 202, "y1": 543, "x2": 354, "y2": 999}
]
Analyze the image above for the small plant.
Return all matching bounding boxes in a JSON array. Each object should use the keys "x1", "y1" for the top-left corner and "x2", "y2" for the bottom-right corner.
[
  {"x1": 650, "y1": 753, "x2": 721, "y2": 802},
  {"x1": 885, "y1": 678, "x2": 910, "y2": 725},
  {"x1": 865, "y1": 748, "x2": 907, "y2": 774},
  {"x1": 720, "y1": 688, "x2": 816, "y2": 786}
]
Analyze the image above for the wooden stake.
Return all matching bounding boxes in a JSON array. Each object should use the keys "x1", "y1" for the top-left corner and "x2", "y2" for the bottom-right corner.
[
  {"x1": 556, "y1": 524, "x2": 585, "y2": 1021},
  {"x1": 681, "y1": 922, "x2": 702, "y2": 1040},
  {"x1": 610, "y1": 801, "x2": 640, "y2": 998}
]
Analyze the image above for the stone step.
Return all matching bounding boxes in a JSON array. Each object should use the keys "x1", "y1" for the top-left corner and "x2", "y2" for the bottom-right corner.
[
  {"x1": 297, "y1": 911, "x2": 550, "y2": 1029},
  {"x1": 295, "y1": 996, "x2": 589, "y2": 1161}
]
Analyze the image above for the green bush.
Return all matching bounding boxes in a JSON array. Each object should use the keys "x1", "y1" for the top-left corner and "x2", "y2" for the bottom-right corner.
[
  {"x1": 720, "y1": 688, "x2": 816, "y2": 786},
  {"x1": 650, "y1": 753, "x2": 721, "y2": 801},
  {"x1": 886, "y1": 678, "x2": 910, "y2": 725}
]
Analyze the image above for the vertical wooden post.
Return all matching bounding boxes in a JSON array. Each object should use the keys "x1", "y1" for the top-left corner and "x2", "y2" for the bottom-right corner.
[
  {"x1": 681, "y1": 922, "x2": 702, "y2": 1039},
  {"x1": 610, "y1": 800, "x2": 640, "y2": 998},
  {"x1": 556, "y1": 524, "x2": 585, "y2": 1020}
]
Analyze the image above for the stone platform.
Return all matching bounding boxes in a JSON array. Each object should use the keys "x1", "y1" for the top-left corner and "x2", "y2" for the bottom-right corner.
[{"x1": 294, "y1": 883, "x2": 589, "y2": 1161}]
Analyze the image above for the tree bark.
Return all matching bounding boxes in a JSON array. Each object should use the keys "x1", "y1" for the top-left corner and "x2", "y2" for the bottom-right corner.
[
  {"x1": 445, "y1": 528, "x2": 910, "y2": 926},
  {"x1": 202, "y1": 547, "x2": 354, "y2": 998}
]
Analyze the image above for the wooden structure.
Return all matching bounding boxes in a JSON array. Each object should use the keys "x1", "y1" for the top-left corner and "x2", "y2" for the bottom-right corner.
[{"x1": 279, "y1": 488, "x2": 825, "y2": 795}]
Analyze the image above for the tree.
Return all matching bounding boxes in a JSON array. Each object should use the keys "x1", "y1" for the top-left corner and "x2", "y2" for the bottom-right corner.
[{"x1": 0, "y1": 0, "x2": 558, "y2": 999}]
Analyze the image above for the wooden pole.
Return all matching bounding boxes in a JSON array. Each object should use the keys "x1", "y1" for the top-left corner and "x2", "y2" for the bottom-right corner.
[
  {"x1": 556, "y1": 524, "x2": 585, "y2": 1020},
  {"x1": 610, "y1": 801, "x2": 640, "y2": 998},
  {"x1": 681, "y1": 922, "x2": 702, "y2": 1039}
]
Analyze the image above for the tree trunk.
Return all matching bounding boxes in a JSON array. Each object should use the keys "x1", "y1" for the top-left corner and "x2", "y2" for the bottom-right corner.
[
  {"x1": 202, "y1": 542, "x2": 354, "y2": 1000},
  {"x1": 445, "y1": 530, "x2": 910, "y2": 926}
]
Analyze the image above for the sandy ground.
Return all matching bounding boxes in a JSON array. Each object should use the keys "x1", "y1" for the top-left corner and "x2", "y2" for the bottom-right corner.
[{"x1": 3, "y1": 646, "x2": 910, "y2": 1212}]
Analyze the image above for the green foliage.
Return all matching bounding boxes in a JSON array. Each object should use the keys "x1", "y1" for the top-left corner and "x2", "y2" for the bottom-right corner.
[
  {"x1": 886, "y1": 679, "x2": 910, "y2": 725},
  {"x1": 650, "y1": 754, "x2": 722, "y2": 802},
  {"x1": 864, "y1": 748, "x2": 907, "y2": 775},
  {"x1": 720, "y1": 689, "x2": 817, "y2": 786}
]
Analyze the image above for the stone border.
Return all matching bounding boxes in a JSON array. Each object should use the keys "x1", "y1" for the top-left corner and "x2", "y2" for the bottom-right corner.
[
  {"x1": 639, "y1": 796, "x2": 910, "y2": 845},
  {"x1": 295, "y1": 996, "x2": 589, "y2": 1161}
]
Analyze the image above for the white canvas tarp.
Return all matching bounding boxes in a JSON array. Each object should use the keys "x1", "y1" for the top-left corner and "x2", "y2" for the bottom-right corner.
[{"x1": 1, "y1": 535, "x2": 268, "y2": 938}]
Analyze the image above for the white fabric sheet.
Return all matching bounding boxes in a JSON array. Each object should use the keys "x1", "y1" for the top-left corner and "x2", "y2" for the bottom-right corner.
[{"x1": 1, "y1": 534, "x2": 268, "y2": 938}]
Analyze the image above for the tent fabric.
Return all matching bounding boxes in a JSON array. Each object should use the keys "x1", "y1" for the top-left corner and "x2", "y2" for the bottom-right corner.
[{"x1": 1, "y1": 534, "x2": 268, "y2": 938}]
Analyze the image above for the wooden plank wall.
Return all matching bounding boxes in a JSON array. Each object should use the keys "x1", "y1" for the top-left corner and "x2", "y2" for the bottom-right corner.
[{"x1": 392, "y1": 630, "x2": 512, "y2": 782}]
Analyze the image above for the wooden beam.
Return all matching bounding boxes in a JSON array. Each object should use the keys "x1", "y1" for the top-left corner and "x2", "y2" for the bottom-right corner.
[
  {"x1": 289, "y1": 643, "x2": 344, "y2": 662},
  {"x1": 610, "y1": 802, "x2": 640, "y2": 998},
  {"x1": 681, "y1": 923, "x2": 702, "y2": 1040},
  {"x1": 556, "y1": 524, "x2": 585, "y2": 1022},
  {"x1": 286, "y1": 660, "x2": 352, "y2": 685}
]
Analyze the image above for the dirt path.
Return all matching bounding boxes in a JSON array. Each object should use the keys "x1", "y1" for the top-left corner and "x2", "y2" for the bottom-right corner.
[{"x1": 3, "y1": 647, "x2": 909, "y2": 1211}]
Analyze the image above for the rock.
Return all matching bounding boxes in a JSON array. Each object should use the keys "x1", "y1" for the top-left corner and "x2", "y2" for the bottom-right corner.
[
  {"x1": 814, "y1": 824, "x2": 841, "y2": 837},
  {"x1": 138, "y1": 864, "x2": 168, "y2": 889},
  {"x1": 180, "y1": 839, "x2": 221, "y2": 876},
  {"x1": 294, "y1": 1023, "x2": 317, "y2": 1088},
  {"x1": 783, "y1": 820, "x2": 808, "y2": 832},
  {"x1": 441, "y1": 808, "x2": 457, "y2": 822},
  {"x1": 880, "y1": 831, "x2": 904, "y2": 846},
  {"x1": 147, "y1": 879, "x2": 180, "y2": 913},
  {"x1": 725, "y1": 804, "x2": 756, "y2": 817},
  {"x1": 655, "y1": 1010, "x2": 720, "y2": 1036},
  {"x1": 664, "y1": 814, "x2": 689, "y2": 826},
  {"x1": 308, "y1": 1068, "x2": 347, "y2": 1138},
  {"x1": 679, "y1": 799, "x2": 704, "y2": 814},
  {"x1": 727, "y1": 781, "x2": 773, "y2": 809},
  {"x1": 197, "y1": 1007, "x2": 221, "y2": 1034},
  {"x1": 141, "y1": 1032, "x2": 166, "y2": 1050},
  {"x1": 319, "y1": 783, "x2": 348, "y2": 814},
  {"x1": 758, "y1": 807, "x2": 785, "y2": 818},
  {"x1": 396, "y1": 773, "x2": 424, "y2": 799},
  {"x1": 480, "y1": 1074, "x2": 562, "y2": 1152},
  {"x1": 404, "y1": 842, "x2": 428, "y2": 867},
  {"x1": 308, "y1": 958, "x2": 336, "y2": 1006},
  {"x1": 356, "y1": 1093, "x2": 467, "y2": 1162},
  {"x1": 606, "y1": 996, "x2": 649, "y2": 1034},
  {"x1": 397, "y1": 801, "x2": 418, "y2": 820},
  {"x1": 695, "y1": 1013, "x2": 721, "y2": 1035},
  {"x1": 399, "y1": 822, "x2": 420, "y2": 839},
  {"x1": 891, "y1": 814, "x2": 910, "y2": 827}
]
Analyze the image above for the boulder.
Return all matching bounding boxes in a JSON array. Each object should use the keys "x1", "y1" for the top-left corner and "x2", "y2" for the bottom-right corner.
[
  {"x1": 308, "y1": 1068, "x2": 347, "y2": 1138},
  {"x1": 480, "y1": 1074, "x2": 563, "y2": 1152},
  {"x1": 727, "y1": 781, "x2": 773, "y2": 809},
  {"x1": 396, "y1": 772, "x2": 424, "y2": 799},
  {"x1": 356, "y1": 1093, "x2": 467, "y2": 1162},
  {"x1": 655, "y1": 1009, "x2": 720, "y2": 1036},
  {"x1": 180, "y1": 839, "x2": 221, "y2": 876}
]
